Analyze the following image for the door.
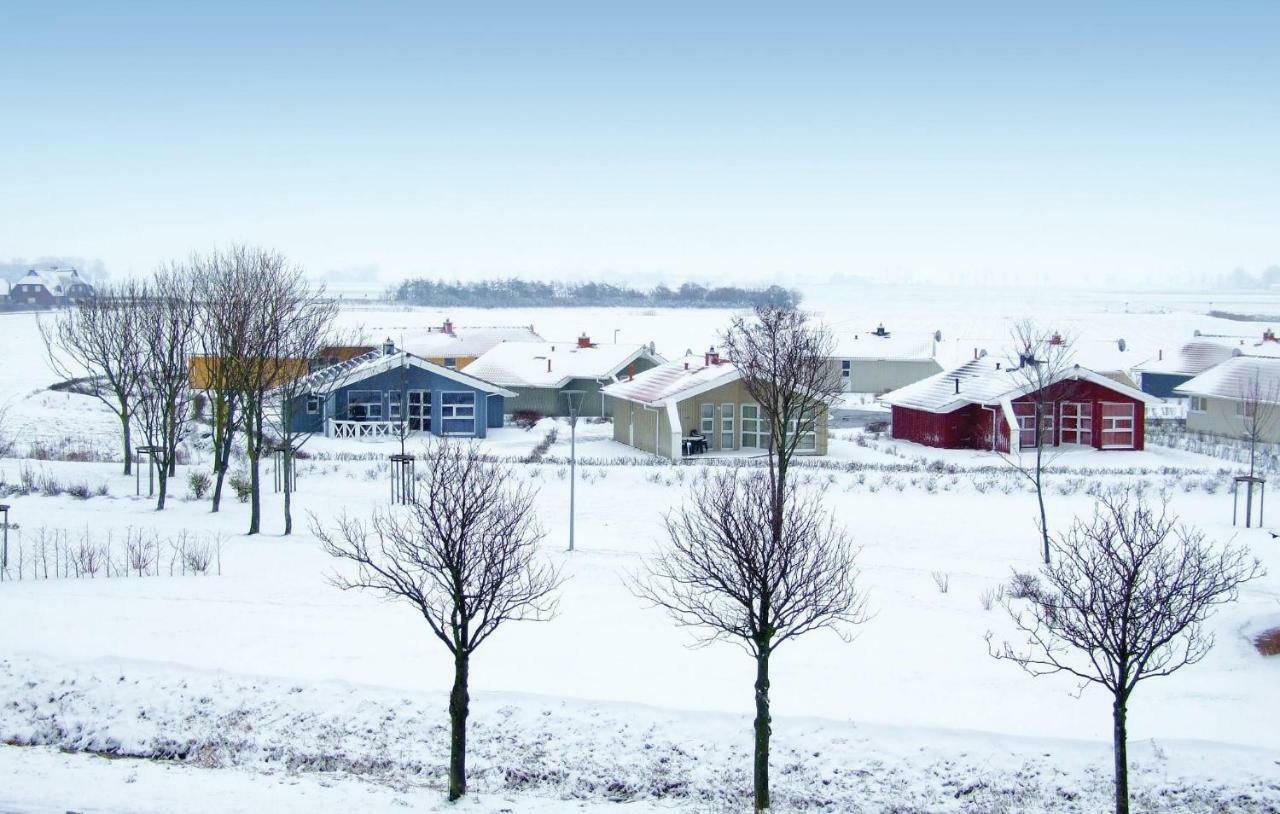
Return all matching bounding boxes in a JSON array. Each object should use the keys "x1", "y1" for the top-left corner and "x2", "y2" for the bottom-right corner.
[
  {"x1": 1060, "y1": 402, "x2": 1093, "y2": 446},
  {"x1": 408, "y1": 390, "x2": 431, "y2": 432},
  {"x1": 1100, "y1": 402, "x2": 1135, "y2": 449}
]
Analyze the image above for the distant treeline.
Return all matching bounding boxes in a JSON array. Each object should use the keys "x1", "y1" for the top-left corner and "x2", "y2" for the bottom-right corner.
[{"x1": 387, "y1": 278, "x2": 801, "y2": 309}]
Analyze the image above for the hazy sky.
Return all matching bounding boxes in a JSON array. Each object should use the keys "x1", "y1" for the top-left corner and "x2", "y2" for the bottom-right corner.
[{"x1": 2, "y1": 2, "x2": 1277, "y2": 287}]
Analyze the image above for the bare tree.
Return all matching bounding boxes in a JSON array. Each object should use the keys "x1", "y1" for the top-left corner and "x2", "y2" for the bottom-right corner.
[
  {"x1": 999, "y1": 320, "x2": 1077, "y2": 564},
  {"x1": 721, "y1": 306, "x2": 841, "y2": 542},
  {"x1": 988, "y1": 490, "x2": 1262, "y2": 814},
  {"x1": 192, "y1": 247, "x2": 258, "y2": 512},
  {"x1": 39, "y1": 280, "x2": 146, "y2": 473},
  {"x1": 634, "y1": 470, "x2": 865, "y2": 811},
  {"x1": 314, "y1": 441, "x2": 561, "y2": 801},
  {"x1": 265, "y1": 300, "x2": 340, "y2": 534},
  {"x1": 132, "y1": 267, "x2": 199, "y2": 509},
  {"x1": 1237, "y1": 365, "x2": 1279, "y2": 526}
]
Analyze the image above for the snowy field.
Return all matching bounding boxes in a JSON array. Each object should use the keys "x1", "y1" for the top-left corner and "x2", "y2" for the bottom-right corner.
[{"x1": 0, "y1": 286, "x2": 1278, "y2": 812}]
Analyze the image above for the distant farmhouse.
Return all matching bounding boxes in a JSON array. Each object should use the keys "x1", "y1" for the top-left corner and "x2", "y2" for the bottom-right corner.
[
  {"x1": 286, "y1": 339, "x2": 515, "y2": 439},
  {"x1": 7, "y1": 267, "x2": 94, "y2": 308},
  {"x1": 832, "y1": 324, "x2": 943, "y2": 394},
  {"x1": 603, "y1": 349, "x2": 830, "y2": 460},
  {"x1": 882, "y1": 355, "x2": 1157, "y2": 453},
  {"x1": 403, "y1": 319, "x2": 543, "y2": 370},
  {"x1": 465, "y1": 334, "x2": 662, "y2": 418},
  {"x1": 1176, "y1": 355, "x2": 1280, "y2": 443}
]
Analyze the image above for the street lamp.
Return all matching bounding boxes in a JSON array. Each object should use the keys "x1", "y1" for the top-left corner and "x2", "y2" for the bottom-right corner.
[
  {"x1": 0, "y1": 504, "x2": 10, "y2": 577},
  {"x1": 564, "y1": 391, "x2": 584, "y2": 552}
]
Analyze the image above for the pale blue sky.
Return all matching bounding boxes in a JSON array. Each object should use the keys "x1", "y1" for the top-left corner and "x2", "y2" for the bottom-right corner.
[{"x1": 1, "y1": 2, "x2": 1277, "y2": 287}]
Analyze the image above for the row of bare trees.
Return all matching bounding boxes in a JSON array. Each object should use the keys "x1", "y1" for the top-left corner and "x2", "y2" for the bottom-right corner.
[
  {"x1": 41, "y1": 245, "x2": 338, "y2": 532},
  {"x1": 316, "y1": 307, "x2": 1261, "y2": 814}
]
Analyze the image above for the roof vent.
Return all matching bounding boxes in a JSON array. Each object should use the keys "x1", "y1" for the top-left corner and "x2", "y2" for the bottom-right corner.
[
  {"x1": 705, "y1": 346, "x2": 720, "y2": 366},
  {"x1": 953, "y1": 377, "x2": 960, "y2": 394},
  {"x1": 382, "y1": 337, "x2": 395, "y2": 356}
]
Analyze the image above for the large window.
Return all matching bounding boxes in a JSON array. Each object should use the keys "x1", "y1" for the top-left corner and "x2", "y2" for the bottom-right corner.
[
  {"x1": 700, "y1": 403, "x2": 715, "y2": 438},
  {"x1": 789, "y1": 414, "x2": 817, "y2": 451},
  {"x1": 347, "y1": 390, "x2": 382, "y2": 420},
  {"x1": 720, "y1": 403, "x2": 735, "y2": 450},
  {"x1": 441, "y1": 391, "x2": 476, "y2": 435},
  {"x1": 1100, "y1": 402, "x2": 1135, "y2": 448},
  {"x1": 408, "y1": 390, "x2": 431, "y2": 432},
  {"x1": 1059, "y1": 402, "x2": 1092, "y2": 446},
  {"x1": 1014, "y1": 403, "x2": 1054, "y2": 449},
  {"x1": 305, "y1": 394, "x2": 321, "y2": 415},
  {"x1": 1190, "y1": 396, "x2": 1208, "y2": 413},
  {"x1": 741, "y1": 404, "x2": 764, "y2": 448},
  {"x1": 1237, "y1": 400, "x2": 1257, "y2": 420}
]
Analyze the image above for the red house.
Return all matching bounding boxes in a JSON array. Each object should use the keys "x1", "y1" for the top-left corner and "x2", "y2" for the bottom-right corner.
[{"x1": 880, "y1": 356, "x2": 1157, "y2": 453}]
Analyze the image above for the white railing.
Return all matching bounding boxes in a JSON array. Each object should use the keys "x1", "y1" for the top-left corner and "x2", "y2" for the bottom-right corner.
[{"x1": 328, "y1": 419, "x2": 400, "y2": 439}]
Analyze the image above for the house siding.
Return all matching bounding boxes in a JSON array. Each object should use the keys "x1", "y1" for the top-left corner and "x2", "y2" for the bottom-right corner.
[
  {"x1": 288, "y1": 365, "x2": 502, "y2": 439},
  {"x1": 504, "y1": 357, "x2": 659, "y2": 418},
  {"x1": 1140, "y1": 371, "x2": 1193, "y2": 399},
  {"x1": 1186, "y1": 396, "x2": 1280, "y2": 443},
  {"x1": 842, "y1": 359, "x2": 944, "y2": 395}
]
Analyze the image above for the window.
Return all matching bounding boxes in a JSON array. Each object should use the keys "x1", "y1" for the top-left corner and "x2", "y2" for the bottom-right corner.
[
  {"x1": 1014, "y1": 402, "x2": 1054, "y2": 449},
  {"x1": 700, "y1": 403, "x2": 715, "y2": 438},
  {"x1": 441, "y1": 391, "x2": 476, "y2": 435},
  {"x1": 1190, "y1": 396, "x2": 1208, "y2": 413},
  {"x1": 1237, "y1": 400, "x2": 1257, "y2": 419},
  {"x1": 789, "y1": 413, "x2": 817, "y2": 451},
  {"x1": 741, "y1": 404, "x2": 763, "y2": 448},
  {"x1": 720, "y1": 403, "x2": 735, "y2": 450},
  {"x1": 841, "y1": 360, "x2": 851, "y2": 378},
  {"x1": 388, "y1": 396, "x2": 402, "y2": 421},
  {"x1": 305, "y1": 395, "x2": 320, "y2": 415},
  {"x1": 1100, "y1": 402, "x2": 1135, "y2": 448},
  {"x1": 408, "y1": 390, "x2": 431, "y2": 431},
  {"x1": 443, "y1": 357, "x2": 457, "y2": 369},
  {"x1": 1059, "y1": 402, "x2": 1092, "y2": 446},
  {"x1": 347, "y1": 390, "x2": 382, "y2": 420}
]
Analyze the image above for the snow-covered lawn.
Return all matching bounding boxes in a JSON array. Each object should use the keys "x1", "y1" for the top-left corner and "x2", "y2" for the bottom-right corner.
[{"x1": 1, "y1": 292, "x2": 1279, "y2": 811}]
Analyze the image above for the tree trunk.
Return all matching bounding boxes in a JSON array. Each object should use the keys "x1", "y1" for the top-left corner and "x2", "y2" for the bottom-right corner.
[
  {"x1": 247, "y1": 411, "x2": 261, "y2": 535},
  {"x1": 155, "y1": 463, "x2": 168, "y2": 511},
  {"x1": 753, "y1": 647, "x2": 772, "y2": 811},
  {"x1": 1035, "y1": 446, "x2": 1050, "y2": 564},
  {"x1": 211, "y1": 422, "x2": 235, "y2": 512},
  {"x1": 448, "y1": 650, "x2": 470, "y2": 801},
  {"x1": 1112, "y1": 693, "x2": 1129, "y2": 814},
  {"x1": 121, "y1": 412, "x2": 132, "y2": 476},
  {"x1": 282, "y1": 449, "x2": 293, "y2": 535}
]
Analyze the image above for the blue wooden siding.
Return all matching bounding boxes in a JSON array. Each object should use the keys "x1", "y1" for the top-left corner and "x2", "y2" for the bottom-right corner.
[
  {"x1": 1139, "y1": 371, "x2": 1192, "y2": 399},
  {"x1": 287, "y1": 365, "x2": 504, "y2": 438}
]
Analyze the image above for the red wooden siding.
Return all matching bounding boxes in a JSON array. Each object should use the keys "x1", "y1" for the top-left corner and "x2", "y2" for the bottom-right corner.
[{"x1": 890, "y1": 378, "x2": 1144, "y2": 452}]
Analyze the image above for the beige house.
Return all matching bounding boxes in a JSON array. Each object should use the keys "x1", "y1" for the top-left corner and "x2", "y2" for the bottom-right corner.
[
  {"x1": 602, "y1": 351, "x2": 829, "y2": 460},
  {"x1": 833, "y1": 327, "x2": 943, "y2": 394},
  {"x1": 1175, "y1": 356, "x2": 1280, "y2": 443}
]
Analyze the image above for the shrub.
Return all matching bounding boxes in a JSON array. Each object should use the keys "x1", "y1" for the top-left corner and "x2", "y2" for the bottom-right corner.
[
  {"x1": 66, "y1": 481, "x2": 92, "y2": 500},
  {"x1": 191, "y1": 393, "x2": 208, "y2": 423},
  {"x1": 1008, "y1": 570, "x2": 1040, "y2": 600},
  {"x1": 228, "y1": 472, "x2": 252, "y2": 503},
  {"x1": 187, "y1": 471, "x2": 212, "y2": 500},
  {"x1": 865, "y1": 420, "x2": 889, "y2": 435},
  {"x1": 39, "y1": 475, "x2": 63, "y2": 497},
  {"x1": 931, "y1": 571, "x2": 950, "y2": 594},
  {"x1": 979, "y1": 585, "x2": 1006, "y2": 611},
  {"x1": 512, "y1": 409, "x2": 543, "y2": 429}
]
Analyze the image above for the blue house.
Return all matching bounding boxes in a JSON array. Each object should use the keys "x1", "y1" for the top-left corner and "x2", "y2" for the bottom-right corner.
[
  {"x1": 1133, "y1": 341, "x2": 1241, "y2": 399},
  {"x1": 286, "y1": 341, "x2": 515, "y2": 439}
]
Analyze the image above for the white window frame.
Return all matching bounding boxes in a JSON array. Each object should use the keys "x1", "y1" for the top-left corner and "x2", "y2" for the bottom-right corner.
[
  {"x1": 408, "y1": 389, "x2": 431, "y2": 432},
  {"x1": 1099, "y1": 402, "x2": 1136, "y2": 449},
  {"x1": 440, "y1": 391, "x2": 477, "y2": 435},
  {"x1": 788, "y1": 410, "x2": 818, "y2": 452},
  {"x1": 720, "y1": 403, "x2": 735, "y2": 450},
  {"x1": 1190, "y1": 396, "x2": 1208, "y2": 413},
  {"x1": 1236, "y1": 400, "x2": 1257, "y2": 419},
  {"x1": 347, "y1": 389, "x2": 383, "y2": 420},
  {"x1": 741, "y1": 403, "x2": 763, "y2": 448},
  {"x1": 700, "y1": 403, "x2": 715, "y2": 438},
  {"x1": 305, "y1": 394, "x2": 320, "y2": 415},
  {"x1": 1059, "y1": 401, "x2": 1092, "y2": 446},
  {"x1": 841, "y1": 360, "x2": 851, "y2": 379}
]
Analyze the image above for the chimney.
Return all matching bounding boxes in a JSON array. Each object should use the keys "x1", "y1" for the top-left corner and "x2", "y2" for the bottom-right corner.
[
  {"x1": 578, "y1": 333, "x2": 592, "y2": 349},
  {"x1": 705, "y1": 346, "x2": 720, "y2": 366},
  {"x1": 547, "y1": 358, "x2": 552, "y2": 373},
  {"x1": 1158, "y1": 349, "x2": 1163, "y2": 361},
  {"x1": 684, "y1": 361, "x2": 689, "y2": 370},
  {"x1": 1049, "y1": 331, "x2": 1063, "y2": 346},
  {"x1": 442, "y1": 319, "x2": 454, "y2": 335},
  {"x1": 1264, "y1": 329, "x2": 1276, "y2": 343},
  {"x1": 973, "y1": 347, "x2": 979, "y2": 360},
  {"x1": 995, "y1": 362, "x2": 1001, "y2": 370},
  {"x1": 382, "y1": 337, "x2": 395, "y2": 356},
  {"x1": 953, "y1": 377, "x2": 960, "y2": 394}
]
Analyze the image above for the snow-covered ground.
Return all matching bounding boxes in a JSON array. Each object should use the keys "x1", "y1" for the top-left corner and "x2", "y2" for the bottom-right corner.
[{"x1": 0, "y1": 287, "x2": 1278, "y2": 812}]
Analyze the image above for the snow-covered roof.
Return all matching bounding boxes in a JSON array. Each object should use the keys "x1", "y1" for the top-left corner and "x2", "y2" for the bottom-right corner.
[
  {"x1": 465, "y1": 340, "x2": 660, "y2": 389},
  {"x1": 1135, "y1": 340, "x2": 1242, "y2": 376},
  {"x1": 403, "y1": 326, "x2": 543, "y2": 359},
  {"x1": 602, "y1": 354, "x2": 740, "y2": 407},
  {"x1": 292, "y1": 349, "x2": 516, "y2": 397},
  {"x1": 1066, "y1": 339, "x2": 1151, "y2": 374},
  {"x1": 880, "y1": 355, "x2": 1157, "y2": 414},
  {"x1": 832, "y1": 332, "x2": 936, "y2": 361},
  {"x1": 17, "y1": 267, "x2": 91, "y2": 294},
  {"x1": 1174, "y1": 356, "x2": 1280, "y2": 405}
]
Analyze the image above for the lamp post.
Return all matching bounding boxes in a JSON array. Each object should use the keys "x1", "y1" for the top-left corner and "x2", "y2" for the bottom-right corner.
[
  {"x1": 0, "y1": 504, "x2": 9, "y2": 578},
  {"x1": 564, "y1": 392, "x2": 583, "y2": 552}
]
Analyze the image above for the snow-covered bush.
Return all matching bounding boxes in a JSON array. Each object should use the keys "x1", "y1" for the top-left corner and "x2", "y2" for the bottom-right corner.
[{"x1": 186, "y1": 471, "x2": 212, "y2": 500}]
